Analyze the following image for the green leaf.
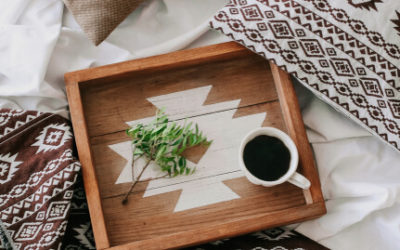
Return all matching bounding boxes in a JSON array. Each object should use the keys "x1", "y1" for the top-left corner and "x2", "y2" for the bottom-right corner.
[
  {"x1": 152, "y1": 124, "x2": 167, "y2": 135},
  {"x1": 174, "y1": 128, "x2": 184, "y2": 138},
  {"x1": 187, "y1": 134, "x2": 193, "y2": 146},
  {"x1": 167, "y1": 158, "x2": 177, "y2": 170},
  {"x1": 185, "y1": 122, "x2": 193, "y2": 131},
  {"x1": 171, "y1": 145, "x2": 180, "y2": 155},
  {"x1": 127, "y1": 108, "x2": 211, "y2": 180},
  {"x1": 172, "y1": 138, "x2": 183, "y2": 146},
  {"x1": 177, "y1": 143, "x2": 186, "y2": 155},
  {"x1": 155, "y1": 145, "x2": 166, "y2": 160},
  {"x1": 162, "y1": 122, "x2": 174, "y2": 136},
  {"x1": 181, "y1": 136, "x2": 187, "y2": 148},
  {"x1": 178, "y1": 156, "x2": 185, "y2": 169},
  {"x1": 133, "y1": 147, "x2": 144, "y2": 156},
  {"x1": 182, "y1": 157, "x2": 187, "y2": 169}
]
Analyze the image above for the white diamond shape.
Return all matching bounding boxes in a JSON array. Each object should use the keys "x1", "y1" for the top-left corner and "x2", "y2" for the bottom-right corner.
[
  {"x1": 0, "y1": 153, "x2": 22, "y2": 184},
  {"x1": 31, "y1": 123, "x2": 72, "y2": 154}
]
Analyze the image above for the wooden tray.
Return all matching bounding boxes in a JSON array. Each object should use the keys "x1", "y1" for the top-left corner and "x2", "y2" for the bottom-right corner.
[{"x1": 65, "y1": 42, "x2": 326, "y2": 249}]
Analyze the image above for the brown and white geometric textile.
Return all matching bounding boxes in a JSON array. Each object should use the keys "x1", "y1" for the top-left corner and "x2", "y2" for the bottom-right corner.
[
  {"x1": 0, "y1": 109, "x2": 80, "y2": 250},
  {"x1": 184, "y1": 227, "x2": 330, "y2": 250},
  {"x1": 210, "y1": 0, "x2": 400, "y2": 152},
  {"x1": 60, "y1": 174, "x2": 95, "y2": 249}
]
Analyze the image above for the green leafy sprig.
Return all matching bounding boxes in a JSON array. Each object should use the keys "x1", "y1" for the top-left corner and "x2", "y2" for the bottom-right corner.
[{"x1": 122, "y1": 109, "x2": 211, "y2": 204}]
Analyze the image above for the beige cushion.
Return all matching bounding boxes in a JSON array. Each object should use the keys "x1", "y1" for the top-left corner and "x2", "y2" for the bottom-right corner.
[{"x1": 63, "y1": 0, "x2": 145, "y2": 45}]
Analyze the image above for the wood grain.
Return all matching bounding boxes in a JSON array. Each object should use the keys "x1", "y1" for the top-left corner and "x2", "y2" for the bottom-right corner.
[
  {"x1": 64, "y1": 42, "x2": 250, "y2": 85},
  {"x1": 270, "y1": 63, "x2": 325, "y2": 204},
  {"x1": 103, "y1": 181, "x2": 305, "y2": 246},
  {"x1": 64, "y1": 41, "x2": 326, "y2": 249},
  {"x1": 65, "y1": 81, "x2": 110, "y2": 249},
  {"x1": 108, "y1": 202, "x2": 325, "y2": 250},
  {"x1": 80, "y1": 54, "x2": 277, "y2": 137}
]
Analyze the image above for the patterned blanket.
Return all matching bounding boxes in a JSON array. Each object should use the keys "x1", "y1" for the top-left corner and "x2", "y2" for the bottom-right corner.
[
  {"x1": 0, "y1": 109, "x2": 80, "y2": 249},
  {"x1": 210, "y1": 0, "x2": 400, "y2": 152}
]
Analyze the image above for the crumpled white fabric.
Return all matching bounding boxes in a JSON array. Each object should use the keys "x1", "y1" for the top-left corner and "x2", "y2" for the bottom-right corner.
[
  {"x1": 294, "y1": 80, "x2": 400, "y2": 250},
  {"x1": 0, "y1": 0, "x2": 65, "y2": 114},
  {"x1": 0, "y1": 0, "x2": 229, "y2": 116},
  {"x1": 1, "y1": 0, "x2": 400, "y2": 249}
]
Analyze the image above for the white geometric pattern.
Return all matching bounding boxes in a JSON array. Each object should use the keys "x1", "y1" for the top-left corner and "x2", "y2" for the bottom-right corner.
[
  {"x1": 0, "y1": 163, "x2": 79, "y2": 228},
  {"x1": 252, "y1": 227, "x2": 296, "y2": 241},
  {"x1": 112, "y1": 85, "x2": 267, "y2": 212},
  {"x1": 250, "y1": 247, "x2": 293, "y2": 250},
  {"x1": 14, "y1": 222, "x2": 42, "y2": 241},
  {"x1": 24, "y1": 221, "x2": 68, "y2": 249},
  {"x1": 0, "y1": 110, "x2": 42, "y2": 139},
  {"x1": 46, "y1": 201, "x2": 70, "y2": 221},
  {"x1": 43, "y1": 223, "x2": 54, "y2": 232},
  {"x1": 210, "y1": 0, "x2": 400, "y2": 151},
  {"x1": 0, "y1": 110, "x2": 25, "y2": 127},
  {"x1": 63, "y1": 190, "x2": 74, "y2": 199},
  {"x1": 73, "y1": 222, "x2": 95, "y2": 249},
  {"x1": 0, "y1": 150, "x2": 74, "y2": 207},
  {"x1": 0, "y1": 153, "x2": 22, "y2": 184},
  {"x1": 36, "y1": 211, "x2": 45, "y2": 221},
  {"x1": 31, "y1": 123, "x2": 72, "y2": 154},
  {"x1": 0, "y1": 110, "x2": 80, "y2": 249}
]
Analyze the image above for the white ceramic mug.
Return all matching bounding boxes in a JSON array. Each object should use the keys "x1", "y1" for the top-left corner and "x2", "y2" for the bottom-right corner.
[{"x1": 239, "y1": 127, "x2": 310, "y2": 189}]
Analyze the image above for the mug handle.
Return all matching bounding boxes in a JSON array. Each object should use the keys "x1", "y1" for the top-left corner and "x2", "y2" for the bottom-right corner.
[{"x1": 288, "y1": 172, "x2": 311, "y2": 189}]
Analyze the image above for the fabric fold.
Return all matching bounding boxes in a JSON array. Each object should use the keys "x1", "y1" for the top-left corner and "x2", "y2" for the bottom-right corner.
[{"x1": 209, "y1": 0, "x2": 400, "y2": 152}]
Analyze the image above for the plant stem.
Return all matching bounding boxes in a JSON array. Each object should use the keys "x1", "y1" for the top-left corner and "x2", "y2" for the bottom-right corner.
[
  {"x1": 122, "y1": 158, "x2": 152, "y2": 205},
  {"x1": 130, "y1": 154, "x2": 143, "y2": 186}
]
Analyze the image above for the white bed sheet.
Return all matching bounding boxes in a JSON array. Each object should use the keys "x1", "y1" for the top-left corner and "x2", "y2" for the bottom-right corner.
[{"x1": 1, "y1": 0, "x2": 399, "y2": 249}]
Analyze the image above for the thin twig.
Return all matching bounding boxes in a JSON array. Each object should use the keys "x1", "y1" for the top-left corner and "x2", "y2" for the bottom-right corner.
[
  {"x1": 131, "y1": 144, "x2": 136, "y2": 185},
  {"x1": 122, "y1": 158, "x2": 152, "y2": 205},
  {"x1": 130, "y1": 149, "x2": 143, "y2": 186}
]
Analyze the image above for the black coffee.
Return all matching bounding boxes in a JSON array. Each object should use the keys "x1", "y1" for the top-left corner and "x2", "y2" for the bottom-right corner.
[{"x1": 243, "y1": 135, "x2": 291, "y2": 181}]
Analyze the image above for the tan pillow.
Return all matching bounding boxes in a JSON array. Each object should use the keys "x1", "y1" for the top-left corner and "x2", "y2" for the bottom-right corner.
[{"x1": 63, "y1": 0, "x2": 145, "y2": 45}]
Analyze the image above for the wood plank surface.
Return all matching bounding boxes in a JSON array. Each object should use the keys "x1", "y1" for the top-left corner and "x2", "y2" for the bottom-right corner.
[
  {"x1": 64, "y1": 42, "x2": 250, "y2": 84},
  {"x1": 103, "y1": 180, "x2": 305, "y2": 246},
  {"x1": 108, "y1": 202, "x2": 325, "y2": 250},
  {"x1": 80, "y1": 55, "x2": 278, "y2": 137},
  {"x1": 65, "y1": 41, "x2": 326, "y2": 249}
]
